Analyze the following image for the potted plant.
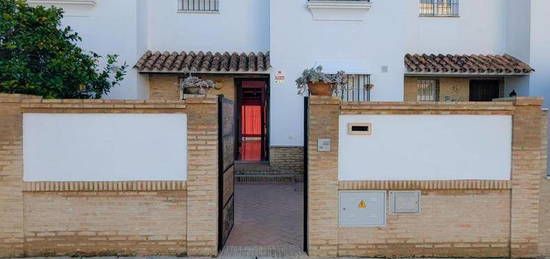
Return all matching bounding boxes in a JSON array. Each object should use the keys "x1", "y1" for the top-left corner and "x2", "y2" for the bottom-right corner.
[
  {"x1": 180, "y1": 76, "x2": 219, "y2": 95},
  {"x1": 296, "y1": 66, "x2": 346, "y2": 96}
]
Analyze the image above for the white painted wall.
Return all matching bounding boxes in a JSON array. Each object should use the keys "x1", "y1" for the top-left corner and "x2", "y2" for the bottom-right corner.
[
  {"x1": 145, "y1": 0, "x2": 269, "y2": 52},
  {"x1": 23, "y1": 113, "x2": 188, "y2": 182},
  {"x1": 406, "y1": 0, "x2": 508, "y2": 54},
  {"x1": 528, "y1": 0, "x2": 550, "y2": 102},
  {"x1": 339, "y1": 115, "x2": 512, "y2": 181},
  {"x1": 270, "y1": 0, "x2": 408, "y2": 146}
]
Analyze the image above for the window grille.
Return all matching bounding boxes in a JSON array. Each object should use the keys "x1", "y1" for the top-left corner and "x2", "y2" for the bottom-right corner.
[
  {"x1": 417, "y1": 79, "x2": 440, "y2": 101},
  {"x1": 420, "y1": 0, "x2": 459, "y2": 17},
  {"x1": 179, "y1": 0, "x2": 219, "y2": 12},
  {"x1": 335, "y1": 74, "x2": 371, "y2": 102}
]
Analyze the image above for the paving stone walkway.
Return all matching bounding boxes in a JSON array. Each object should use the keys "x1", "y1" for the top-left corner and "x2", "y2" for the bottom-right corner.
[{"x1": 223, "y1": 183, "x2": 305, "y2": 257}]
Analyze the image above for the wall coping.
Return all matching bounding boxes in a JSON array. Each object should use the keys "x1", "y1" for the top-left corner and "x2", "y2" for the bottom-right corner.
[
  {"x1": 0, "y1": 94, "x2": 42, "y2": 103},
  {"x1": 342, "y1": 101, "x2": 515, "y2": 112},
  {"x1": 308, "y1": 96, "x2": 538, "y2": 112},
  {"x1": 0, "y1": 93, "x2": 219, "y2": 107},
  {"x1": 493, "y1": 96, "x2": 544, "y2": 106},
  {"x1": 309, "y1": 96, "x2": 341, "y2": 105}
]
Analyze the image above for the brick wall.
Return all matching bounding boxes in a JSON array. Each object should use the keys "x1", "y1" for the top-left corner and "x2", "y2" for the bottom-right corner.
[
  {"x1": 148, "y1": 74, "x2": 236, "y2": 101},
  {"x1": 507, "y1": 98, "x2": 546, "y2": 257},
  {"x1": 307, "y1": 97, "x2": 340, "y2": 257},
  {"x1": 149, "y1": 74, "x2": 180, "y2": 100},
  {"x1": 269, "y1": 146, "x2": 304, "y2": 173},
  {"x1": 307, "y1": 96, "x2": 548, "y2": 258},
  {"x1": 539, "y1": 111, "x2": 550, "y2": 257},
  {"x1": 541, "y1": 177, "x2": 550, "y2": 256},
  {"x1": 404, "y1": 77, "x2": 469, "y2": 102},
  {"x1": 0, "y1": 94, "x2": 32, "y2": 257},
  {"x1": 338, "y1": 190, "x2": 510, "y2": 257},
  {"x1": 0, "y1": 95, "x2": 219, "y2": 257},
  {"x1": 23, "y1": 190, "x2": 186, "y2": 257}
]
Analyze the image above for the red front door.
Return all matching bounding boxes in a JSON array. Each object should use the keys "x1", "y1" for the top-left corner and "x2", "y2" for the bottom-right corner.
[{"x1": 237, "y1": 80, "x2": 268, "y2": 161}]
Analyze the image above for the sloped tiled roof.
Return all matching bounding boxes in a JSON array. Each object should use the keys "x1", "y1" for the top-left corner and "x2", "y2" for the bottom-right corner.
[
  {"x1": 134, "y1": 50, "x2": 270, "y2": 73},
  {"x1": 405, "y1": 54, "x2": 533, "y2": 75}
]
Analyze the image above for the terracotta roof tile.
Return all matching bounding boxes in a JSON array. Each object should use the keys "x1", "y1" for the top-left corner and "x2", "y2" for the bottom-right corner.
[
  {"x1": 135, "y1": 50, "x2": 270, "y2": 73},
  {"x1": 405, "y1": 54, "x2": 533, "y2": 75}
]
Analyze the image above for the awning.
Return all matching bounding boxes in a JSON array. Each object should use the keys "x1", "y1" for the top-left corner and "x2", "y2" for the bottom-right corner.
[
  {"x1": 405, "y1": 53, "x2": 534, "y2": 76},
  {"x1": 134, "y1": 50, "x2": 270, "y2": 74}
]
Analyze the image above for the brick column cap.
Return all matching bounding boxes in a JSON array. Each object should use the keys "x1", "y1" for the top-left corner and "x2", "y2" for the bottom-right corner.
[
  {"x1": 309, "y1": 96, "x2": 341, "y2": 105},
  {"x1": 493, "y1": 97, "x2": 544, "y2": 106},
  {"x1": 0, "y1": 94, "x2": 42, "y2": 103},
  {"x1": 184, "y1": 94, "x2": 218, "y2": 104}
]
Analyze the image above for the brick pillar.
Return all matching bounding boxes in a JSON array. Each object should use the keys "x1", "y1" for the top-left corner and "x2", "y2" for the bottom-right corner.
[
  {"x1": 185, "y1": 95, "x2": 219, "y2": 256},
  {"x1": 307, "y1": 96, "x2": 340, "y2": 257},
  {"x1": 0, "y1": 95, "x2": 29, "y2": 257},
  {"x1": 508, "y1": 97, "x2": 546, "y2": 257}
]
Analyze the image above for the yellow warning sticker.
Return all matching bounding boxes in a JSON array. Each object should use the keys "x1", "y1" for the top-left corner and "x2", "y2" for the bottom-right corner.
[{"x1": 358, "y1": 200, "x2": 367, "y2": 208}]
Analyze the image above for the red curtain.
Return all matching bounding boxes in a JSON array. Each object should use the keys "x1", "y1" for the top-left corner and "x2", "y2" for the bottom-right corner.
[{"x1": 241, "y1": 105, "x2": 261, "y2": 137}]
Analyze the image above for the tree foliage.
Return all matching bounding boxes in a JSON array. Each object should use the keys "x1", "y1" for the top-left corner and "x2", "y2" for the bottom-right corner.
[{"x1": 0, "y1": 0, "x2": 127, "y2": 98}]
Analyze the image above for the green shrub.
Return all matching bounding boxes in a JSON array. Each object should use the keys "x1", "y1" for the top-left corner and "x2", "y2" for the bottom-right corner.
[{"x1": 0, "y1": 0, "x2": 127, "y2": 99}]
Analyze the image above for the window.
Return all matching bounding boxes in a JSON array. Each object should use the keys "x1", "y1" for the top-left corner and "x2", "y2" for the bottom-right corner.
[
  {"x1": 178, "y1": 0, "x2": 219, "y2": 12},
  {"x1": 335, "y1": 74, "x2": 371, "y2": 102},
  {"x1": 417, "y1": 79, "x2": 440, "y2": 101},
  {"x1": 420, "y1": 0, "x2": 459, "y2": 17}
]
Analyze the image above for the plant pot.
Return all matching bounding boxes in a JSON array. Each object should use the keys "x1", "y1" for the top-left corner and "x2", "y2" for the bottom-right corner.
[
  {"x1": 308, "y1": 82, "x2": 333, "y2": 96},
  {"x1": 184, "y1": 86, "x2": 209, "y2": 95}
]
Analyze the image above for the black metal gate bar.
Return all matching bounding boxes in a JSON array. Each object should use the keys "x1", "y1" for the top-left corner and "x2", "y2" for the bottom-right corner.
[
  {"x1": 303, "y1": 96, "x2": 309, "y2": 254},
  {"x1": 218, "y1": 95, "x2": 235, "y2": 251}
]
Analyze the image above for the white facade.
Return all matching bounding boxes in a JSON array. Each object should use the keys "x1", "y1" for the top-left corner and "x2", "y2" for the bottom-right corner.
[
  {"x1": 23, "y1": 113, "x2": 188, "y2": 181},
  {"x1": 33, "y1": 0, "x2": 550, "y2": 148}
]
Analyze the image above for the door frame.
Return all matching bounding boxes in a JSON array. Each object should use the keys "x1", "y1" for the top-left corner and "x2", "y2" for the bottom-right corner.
[
  {"x1": 235, "y1": 77, "x2": 270, "y2": 162},
  {"x1": 468, "y1": 78, "x2": 503, "y2": 101}
]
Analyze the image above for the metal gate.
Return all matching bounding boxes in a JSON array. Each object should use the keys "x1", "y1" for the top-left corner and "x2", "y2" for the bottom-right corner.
[
  {"x1": 303, "y1": 96, "x2": 309, "y2": 254},
  {"x1": 218, "y1": 96, "x2": 235, "y2": 250}
]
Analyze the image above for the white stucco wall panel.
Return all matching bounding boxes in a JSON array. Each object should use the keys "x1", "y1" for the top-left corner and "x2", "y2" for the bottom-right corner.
[
  {"x1": 339, "y1": 115, "x2": 512, "y2": 181},
  {"x1": 23, "y1": 113, "x2": 188, "y2": 182},
  {"x1": 146, "y1": 0, "x2": 269, "y2": 52},
  {"x1": 406, "y1": 0, "x2": 508, "y2": 54}
]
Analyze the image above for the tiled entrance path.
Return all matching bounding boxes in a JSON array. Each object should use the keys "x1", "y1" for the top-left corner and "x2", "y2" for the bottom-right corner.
[{"x1": 222, "y1": 183, "x2": 305, "y2": 257}]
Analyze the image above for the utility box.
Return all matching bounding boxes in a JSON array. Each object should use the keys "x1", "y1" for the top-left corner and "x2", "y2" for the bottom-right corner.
[
  {"x1": 391, "y1": 191, "x2": 421, "y2": 213},
  {"x1": 339, "y1": 191, "x2": 386, "y2": 227}
]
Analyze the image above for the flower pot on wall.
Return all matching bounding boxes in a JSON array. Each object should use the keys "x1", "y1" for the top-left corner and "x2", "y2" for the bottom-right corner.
[
  {"x1": 184, "y1": 86, "x2": 209, "y2": 95},
  {"x1": 308, "y1": 82, "x2": 333, "y2": 96}
]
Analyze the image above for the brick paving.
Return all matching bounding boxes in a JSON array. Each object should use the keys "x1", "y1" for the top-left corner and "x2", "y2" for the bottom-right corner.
[{"x1": 223, "y1": 183, "x2": 304, "y2": 256}]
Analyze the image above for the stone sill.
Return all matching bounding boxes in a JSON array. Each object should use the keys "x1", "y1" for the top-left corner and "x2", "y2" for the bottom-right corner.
[
  {"x1": 307, "y1": 0, "x2": 372, "y2": 21},
  {"x1": 177, "y1": 10, "x2": 220, "y2": 15},
  {"x1": 27, "y1": 0, "x2": 96, "y2": 6}
]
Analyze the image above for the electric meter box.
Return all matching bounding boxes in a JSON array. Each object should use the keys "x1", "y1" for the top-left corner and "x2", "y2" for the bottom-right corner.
[{"x1": 339, "y1": 191, "x2": 386, "y2": 227}]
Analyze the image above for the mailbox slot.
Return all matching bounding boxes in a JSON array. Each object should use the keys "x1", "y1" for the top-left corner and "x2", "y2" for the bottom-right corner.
[{"x1": 348, "y1": 123, "x2": 372, "y2": 135}]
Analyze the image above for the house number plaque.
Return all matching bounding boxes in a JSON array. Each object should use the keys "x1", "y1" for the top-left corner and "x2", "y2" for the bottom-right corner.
[{"x1": 317, "y1": 138, "x2": 331, "y2": 152}]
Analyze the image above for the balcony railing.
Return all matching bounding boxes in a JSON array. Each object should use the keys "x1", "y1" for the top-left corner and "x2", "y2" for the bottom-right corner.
[{"x1": 335, "y1": 74, "x2": 371, "y2": 102}]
